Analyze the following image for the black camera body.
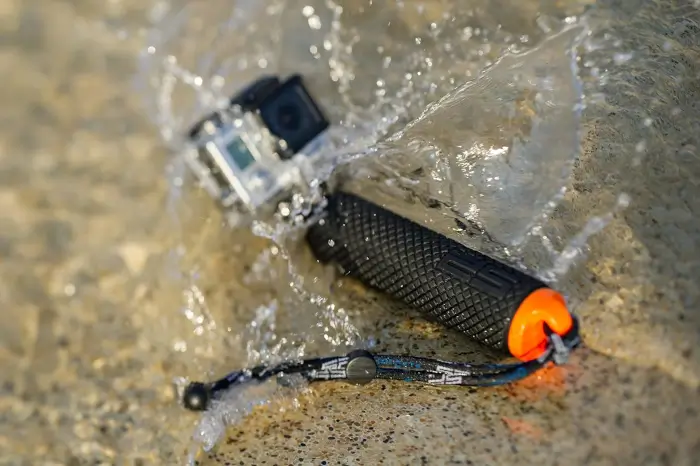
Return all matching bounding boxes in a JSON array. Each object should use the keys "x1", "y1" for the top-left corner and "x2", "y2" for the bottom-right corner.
[{"x1": 185, "y1": 74, "x2": 330, "y2": 221}]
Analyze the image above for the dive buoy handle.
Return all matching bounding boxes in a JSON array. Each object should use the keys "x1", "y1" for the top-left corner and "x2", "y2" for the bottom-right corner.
[{"x1": 306, "y1": 192, "x2": 573, "y2": 361}]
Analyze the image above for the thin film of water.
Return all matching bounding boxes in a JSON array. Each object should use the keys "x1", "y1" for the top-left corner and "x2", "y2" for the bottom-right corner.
[{"x1": 135, "y1": 0, "x2": 632, "y2": 460}]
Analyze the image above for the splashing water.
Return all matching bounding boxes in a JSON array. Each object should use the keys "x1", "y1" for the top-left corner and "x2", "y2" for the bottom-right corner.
[
  {"x1": 134, "y1": 0, "x2": 632, "y2": 456},
  {"x1": 342, "y1": 23, "x2": 588, "y2": 247}
]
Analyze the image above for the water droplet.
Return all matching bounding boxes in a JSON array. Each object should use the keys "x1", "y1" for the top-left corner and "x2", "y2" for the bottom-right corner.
[
  {"x1": 613, "y1": 52, "x2": 634, "y2": 65},
  {"x1": 308, "y1": 15, "x2": 322, "y2": 30},
  {"x1": 617, "y1": 193, "x2": 631, "y2": 208}
]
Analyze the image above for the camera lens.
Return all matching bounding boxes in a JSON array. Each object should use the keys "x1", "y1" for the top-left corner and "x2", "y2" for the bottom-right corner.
[
  {"x1": 275, "y1": 103, "x2": 303, "y2": 132},
  {"x1": 258, "y1": 75, "x2": 329, "y2": 157}
]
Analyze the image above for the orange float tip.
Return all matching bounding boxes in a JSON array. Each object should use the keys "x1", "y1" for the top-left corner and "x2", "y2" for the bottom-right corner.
[{"x1": 507, "y1": 288, "x2": 573, "y2": 361}]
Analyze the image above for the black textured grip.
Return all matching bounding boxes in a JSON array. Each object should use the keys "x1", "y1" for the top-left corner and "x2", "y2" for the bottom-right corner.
[{"x1": 306, "y1": 192, "x2": 548, "y2": 354}]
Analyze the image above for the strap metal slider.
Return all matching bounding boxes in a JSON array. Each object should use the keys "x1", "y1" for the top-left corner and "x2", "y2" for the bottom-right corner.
[{"x1": 345, "y1": 350, "x2": 377, "y2": 385}]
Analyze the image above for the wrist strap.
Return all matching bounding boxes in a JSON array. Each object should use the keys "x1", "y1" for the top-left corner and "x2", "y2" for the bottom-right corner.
[{"x1": 182, "y1": 316, "x2": 580, "y2": 411}]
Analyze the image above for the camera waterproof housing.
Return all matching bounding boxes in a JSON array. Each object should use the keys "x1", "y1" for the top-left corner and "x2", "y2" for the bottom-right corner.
[{"x1": 185, "y1": 75, "x2": 330, "y2": 222}]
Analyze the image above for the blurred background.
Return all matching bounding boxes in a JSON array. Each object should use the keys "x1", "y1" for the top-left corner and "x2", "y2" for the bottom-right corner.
[{"x1": 1, "y1": 0, "x2": 699, "y2": 465}]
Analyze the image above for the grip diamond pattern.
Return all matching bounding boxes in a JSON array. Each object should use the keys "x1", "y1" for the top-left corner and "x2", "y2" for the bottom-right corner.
[{"x1": 306, "y1": 192, "x2": 548, "y2": 354}]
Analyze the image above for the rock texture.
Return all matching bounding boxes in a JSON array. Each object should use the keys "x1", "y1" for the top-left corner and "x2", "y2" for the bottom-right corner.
[{"x1": 1, "y1": 0, "x2": 699, "y2": 465}]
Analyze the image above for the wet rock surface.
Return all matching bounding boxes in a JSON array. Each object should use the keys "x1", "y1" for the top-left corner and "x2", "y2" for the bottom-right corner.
[{"x1": 2, "y1": 0, "x2": 699, "y2": 465}]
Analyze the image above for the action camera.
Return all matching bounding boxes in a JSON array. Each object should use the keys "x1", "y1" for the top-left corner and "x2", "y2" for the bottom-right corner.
[{"x1": 185, "y1": 74, "x2": 330, "y2": 221}]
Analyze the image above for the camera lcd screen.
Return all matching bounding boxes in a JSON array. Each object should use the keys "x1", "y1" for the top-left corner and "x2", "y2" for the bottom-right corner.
[{"x1": 225, "y1": 137, "x2": 256, "y2": 171}]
